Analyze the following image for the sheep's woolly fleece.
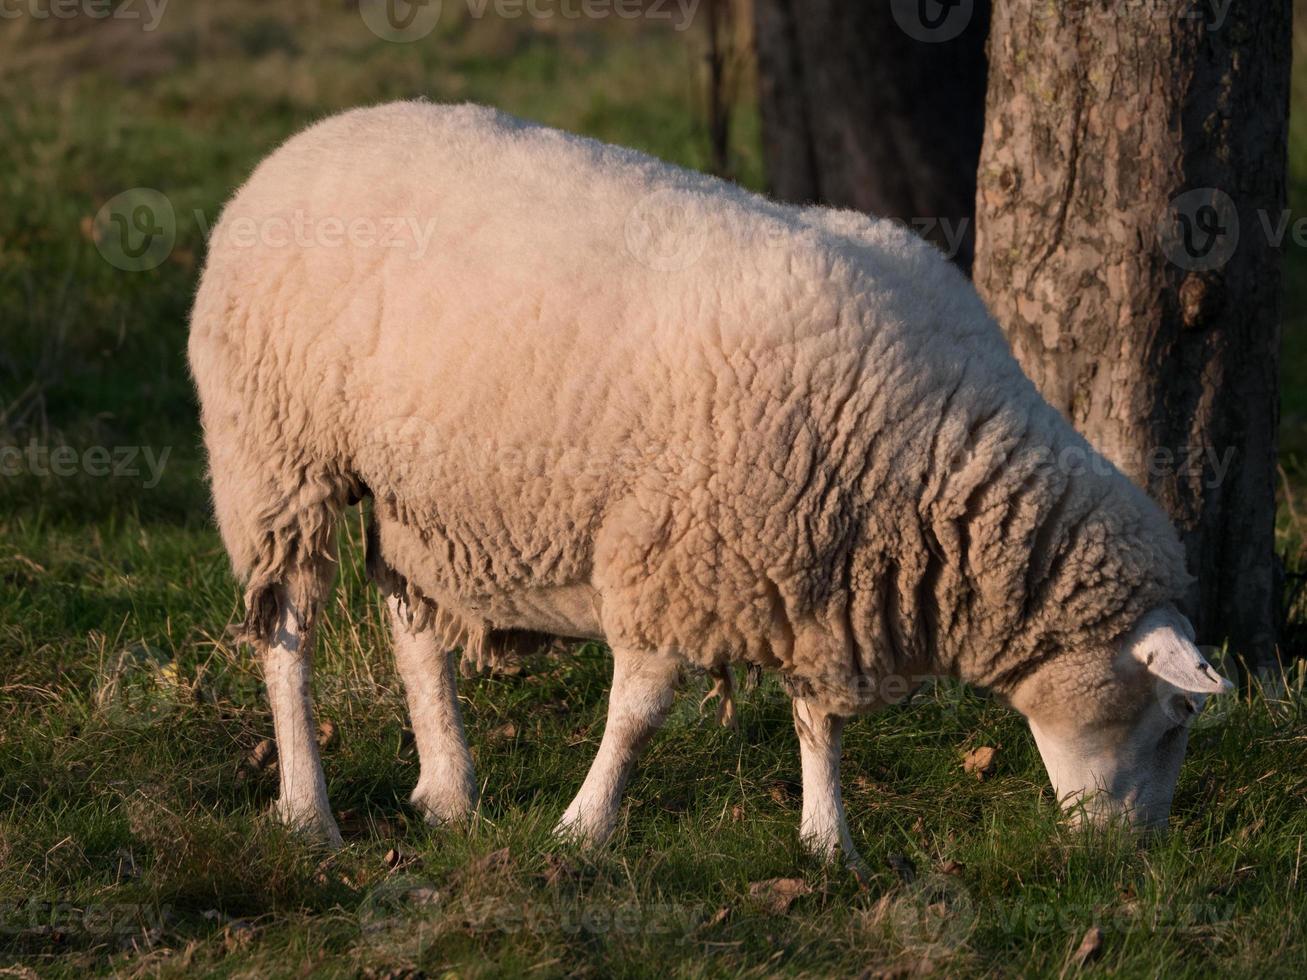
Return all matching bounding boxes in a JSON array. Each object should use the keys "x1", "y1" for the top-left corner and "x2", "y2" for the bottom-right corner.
[{"x1": 189, "y1": 100, "x2": 1191, "y2": 715}]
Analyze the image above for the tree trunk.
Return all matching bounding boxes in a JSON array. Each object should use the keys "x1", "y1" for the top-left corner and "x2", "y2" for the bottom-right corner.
[
  {"x1": 973, "y1": 2, "x2": 1291, "y2": 673},
  {"x1": 752, "y1": 0, "x2": 989, "y2": 270}
]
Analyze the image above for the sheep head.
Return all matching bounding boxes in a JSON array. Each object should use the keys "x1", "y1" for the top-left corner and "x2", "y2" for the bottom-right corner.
[{"x1": 1011, "y1": 604, "x2": 1233, "y2": 831}]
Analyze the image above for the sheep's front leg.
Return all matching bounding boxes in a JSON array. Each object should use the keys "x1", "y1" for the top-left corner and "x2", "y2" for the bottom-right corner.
[
  {"x1": 387, "y1": 596, "x2": 478, "y2": 824},
  {"x1": 793, "y1": 698, "x2": 863, "y2": 871},
  {"x1": 555, "y1": 648, "x2": 680, "y2": 846},
  {"x1": 264, "y1": 590, "x2": 342, "y2": 847}
]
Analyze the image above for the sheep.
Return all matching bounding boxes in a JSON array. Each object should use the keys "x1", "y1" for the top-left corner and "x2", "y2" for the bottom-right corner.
[{"x1": 188, "y1": 100, "x2": 1232, "y2": 863}]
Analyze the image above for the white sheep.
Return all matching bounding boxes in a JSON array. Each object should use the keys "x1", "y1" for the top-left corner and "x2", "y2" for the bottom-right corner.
[{"x1": 188, "y1": 101, "x2": 1232, "y2": 862}]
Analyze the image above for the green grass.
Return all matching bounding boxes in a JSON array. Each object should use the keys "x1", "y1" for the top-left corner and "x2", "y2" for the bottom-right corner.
[{"x1": 2, "y1": 3, "x2": 1307, "y2": 976}]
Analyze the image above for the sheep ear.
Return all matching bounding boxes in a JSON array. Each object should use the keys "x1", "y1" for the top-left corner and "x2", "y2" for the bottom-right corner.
[
  {"x1": 1174, "y1": 612, "x2": 1196, "y2": 642},
  {"x1": 1126, "y1": 614, "x2": 1232, "y2": 695}
]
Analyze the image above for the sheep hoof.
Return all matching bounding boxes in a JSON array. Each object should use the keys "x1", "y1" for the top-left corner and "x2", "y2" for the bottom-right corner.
[
  {"x1": 553, "y1": 809, "x2": 615, "y2": 849},
  {"x1": 274, "y1": 802, "x2": 344, "y2": 849},
  {"x1": 410, "y1": 781, "x2": 477, "y2": 826},
  {"x1": 801, "y1": 830, "x2": 866, "y2": 880}
]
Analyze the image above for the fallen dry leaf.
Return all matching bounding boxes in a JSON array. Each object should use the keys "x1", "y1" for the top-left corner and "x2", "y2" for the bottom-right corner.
[
  {"x1": 237, "y1": 738, "x2": 277, "y2": 782},
  {"x1": 767, "y1": 781, "x2": 797, "y2": 804},
  {"x1": 852, "y1": 774, "x2": 890, "y2": 795},
  {"x1": 962, "y1": 745, "x2": 998, "y2": 780},
  {"x1": 317, "y1": 720, "x2": 337, "y2": 749},
  {"x1": 702, "y1": 905, "x2": 731, "y2": 928},
  {"x1": 489, "y1": 721, "x2": 518, "y2": 741},
  {"x1": 938, "y1": 860, "x2": 965, "y2": 877},
  {"x1": 249, "y1": 738, "x2": 276, "y2": 768},
  {"x1": 748, "y1": 877, "x2": 812, "y2": 914},
  {"x1": 1073, "y1": 926, "x2": 1103, "y2": 966},
  {"x1": 312, "y1": 855, "x2": 342, "y2": 887},
  {"x1": 731, "y1": 803, "x2": 745, "y2": 822}
]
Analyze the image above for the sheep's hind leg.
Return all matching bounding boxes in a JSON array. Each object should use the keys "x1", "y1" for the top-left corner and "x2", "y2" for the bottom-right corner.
[
  {"x1": 792, "y1": 698, "x2": 866, "y2": 876},
  {"x1": 263, "y1": 587, "x2": 343, "y2": 848},
  {"x1": 387, "y1": 596, "x2": 478, "y2": 824},
  {"x1": 555, "y1": 648, "x2": 680, "y2": 847}
]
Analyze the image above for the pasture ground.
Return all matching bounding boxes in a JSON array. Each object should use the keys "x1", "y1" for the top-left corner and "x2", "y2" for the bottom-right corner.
[{"x1": 2, "y1": 4, "x2": 1306, "y2": 976}]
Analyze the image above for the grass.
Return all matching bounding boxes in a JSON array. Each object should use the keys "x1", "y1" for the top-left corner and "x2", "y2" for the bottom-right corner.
[{"x1": 2, "y1": 2, "x2": 1307, "y2": 976}]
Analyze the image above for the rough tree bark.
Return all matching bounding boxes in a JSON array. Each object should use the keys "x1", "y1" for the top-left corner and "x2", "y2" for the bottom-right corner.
[
  {"x1": 973, "y1": 1, "x2": 1291, "y2": 672},
  {"x1": 752, "y1": 0, "x2": 990, "y2": 270}
]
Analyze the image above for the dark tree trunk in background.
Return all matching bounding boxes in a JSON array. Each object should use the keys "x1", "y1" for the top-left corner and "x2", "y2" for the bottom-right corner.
[
  {"x1": 705, "y1": 0, "x2": 735, "y2": 178},
  {"x1": 973, "y1": 2, "x2": 1292, "y2": 673},
  {"x1": 752, "y1": 0, "x2": 990, "y2": 270}
]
